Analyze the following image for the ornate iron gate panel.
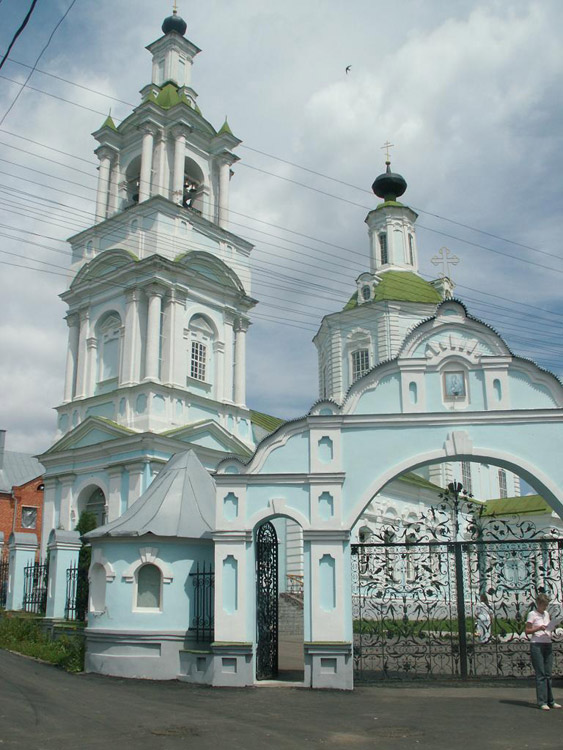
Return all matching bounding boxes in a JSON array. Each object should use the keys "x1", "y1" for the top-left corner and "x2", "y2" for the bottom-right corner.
[
  {"x1": 352, "y1": 538, "x2": 563, "y2": 680},
  {"x1": 256, "y1": 521, "x2": 278, "y2": 680},
  {"x1": 189, "y1": 562, "x2": 214, "y2": 642}
]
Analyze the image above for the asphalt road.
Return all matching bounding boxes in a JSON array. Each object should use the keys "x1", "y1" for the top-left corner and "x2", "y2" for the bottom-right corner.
[{"x1": 1, "y1": 649, "x2": 563, "y2": 749}]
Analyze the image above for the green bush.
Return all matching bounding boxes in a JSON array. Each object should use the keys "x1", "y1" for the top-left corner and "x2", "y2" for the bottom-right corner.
[{"x1": 0, "y1": 613, "x2": 84, "y2": 672}]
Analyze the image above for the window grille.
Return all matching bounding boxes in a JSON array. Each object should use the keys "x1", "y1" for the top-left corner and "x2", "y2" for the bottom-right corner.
[
  {"x1": 498, "y1": 469, "x2": 507, "y2": 498},
  {"x1": 379, "y1": 233, "x2": 388, "y2": 264},
  {"x1": 191, "y1": 341, "x2": 207, "y2": 381},
  {"x1": 352, "y1": 349, "x2": 369, "y2": 382}
]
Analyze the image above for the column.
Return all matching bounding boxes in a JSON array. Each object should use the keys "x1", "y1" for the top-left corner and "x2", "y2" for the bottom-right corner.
[
  {"x1": 126, "y1": 463, "x2": 145, "y2": 508},
  {"x1": 95, "y1": 147, "x2": 114, "y2": 222},
  {"x1": 6, "y1": 532, "x2": 38, "y2": 611},
  {"x1": 107, "y1": 467, "x2": 122, "y2": 522},
  {"x1": 74, "y1": 309, "x2": 90, "y2": 399},
  {"x1": 139, "y1": 123, "x2": 157, "y2": 203},
  {"x1": 233, "y1": 319, "x2": 248, "y2": 406},
  {"x1": 63, "y1": 313, "x2": 80, "y2": 402},
  {"x1": 172, "y1": 126, "x2": 189, "y2": 204},
  {"x1": 107, "y1": 155, "x2": 120, "y2": 216},
  {"x1": 86, "y1": 337, "x2": 98, "y2": 397},
  {"x1": 163, "y1": 289, "x2": 187, "y2": 386},
  {"x1": 156, "y1": 132, "x2": 168, "y2": 198},
  {"x1": 120, "y1": 288, "x2": 141, "y2": 386},
  {"x1": 45, "y1": 530, "x2": 81, "y2": 619},
  {"x1": 144, "y1": 287, "x2": 163, "y2": 382},
  {"x1": 58, "y1": 476, "x2": 75, "y2": 531},
  {"x1": 223, "y1": 314, "x2": 234, "y2": 403},
  {"x1": 213, "y1": 342, "x2": 225, "y2": 401},
  {"x1": 218, "y1": 159, "x2": 230, "y2": 229}
]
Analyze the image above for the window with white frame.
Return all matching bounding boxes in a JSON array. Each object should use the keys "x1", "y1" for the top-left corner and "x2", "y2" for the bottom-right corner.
[
  {"x1": 379, "y1": 233, "x2": 388, "y2": 264},
  {"x1": 21, "y1": 506, "x2": 37, "y2": 529},
  {"x1": 136, "y1": 564, "x2": 162, "y2": 609},
  {"x1": 191, "y1": 341, "x2": 207, "y2": 381},
  {"x1": 498, "y1": 469, "x2": 507, "y2": 498},
  {"x1": 97, "y1": 313, "x2": 122, "y2": 382},
  {"x1": 351, "y1": 349, "x2": 370, "y2": 382},
  {"x1": 461, "y1": 461, "x2": 473, "y2": 494}
]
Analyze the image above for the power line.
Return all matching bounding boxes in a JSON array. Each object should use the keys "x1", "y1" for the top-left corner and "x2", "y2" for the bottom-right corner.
[
  {"x1": 0, "y1": 0, "x2": 80, "y2": 127},
  {"x1": 0, "y1": 0, "x2": 39, "y2": 73}
]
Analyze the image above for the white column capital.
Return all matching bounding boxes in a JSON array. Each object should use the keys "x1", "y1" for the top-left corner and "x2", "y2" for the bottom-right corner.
[
  {"x1": 171, "y1": 123, "x2": 191, "y2": 141},
  {"x1": 65, "y1": 312, "x2": 80, "y2": 328},
  {"x1": 95, "y1": 145, "x2": 118, "y2": 163},
  {"x1": 139, "y1": 121, "x2": 160, "y2": 138}
]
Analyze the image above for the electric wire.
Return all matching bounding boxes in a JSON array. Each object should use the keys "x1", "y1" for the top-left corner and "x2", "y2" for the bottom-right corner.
[{"x1": 0, "y1": 0, "x2": 39, "y2": 73}]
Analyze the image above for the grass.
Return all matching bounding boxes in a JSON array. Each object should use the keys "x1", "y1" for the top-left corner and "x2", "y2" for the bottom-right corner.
[
  {"x1": 0, "y1": 612, "x2": 84, "y2": 672},
  {"x1": 354, "y1": 617, "x2": 525, "y2": 637}
]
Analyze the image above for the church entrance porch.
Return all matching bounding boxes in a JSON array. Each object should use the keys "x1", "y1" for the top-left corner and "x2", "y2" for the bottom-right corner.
[{"x1": 352, "y1": 489, "x2": 563, "y2": 681}]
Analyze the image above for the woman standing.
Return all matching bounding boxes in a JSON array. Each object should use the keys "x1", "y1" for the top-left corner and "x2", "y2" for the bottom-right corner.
[
  {"x1": 474, "y1": 593, "x2": 493, "y2": 643},
  {"x1": 525, "y1": 593, "x2": 561, "y2": 710}
]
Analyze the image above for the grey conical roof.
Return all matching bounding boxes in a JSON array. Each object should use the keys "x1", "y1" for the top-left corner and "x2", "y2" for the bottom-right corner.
[{"x1": 85, "y1": 451, "x2": 215, "y2": 540}]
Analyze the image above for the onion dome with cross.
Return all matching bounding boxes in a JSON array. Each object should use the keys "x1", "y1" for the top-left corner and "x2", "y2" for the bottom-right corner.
[{"x1": 162, "y1": 5, "x2": 188, "y2": 36}]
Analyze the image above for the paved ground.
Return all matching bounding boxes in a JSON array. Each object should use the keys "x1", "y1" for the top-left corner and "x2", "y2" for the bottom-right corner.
[{"x1": 1, "y1": 649, "x2": 563, "y2": 750}]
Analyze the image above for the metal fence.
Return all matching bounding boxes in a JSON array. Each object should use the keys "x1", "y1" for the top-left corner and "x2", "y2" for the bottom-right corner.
[
  {"x1": 189, "y1": 562, "x2": 214, "y2": 642},
  {"x1": 0, "y1": 559, "x2": 9, "y2": 608},
  {"x1": 65, "y1": 564, "x2": 89, "y2": 621},
  {"x1": 22, "y1": 561, "x2": 48, "y2": 615}
]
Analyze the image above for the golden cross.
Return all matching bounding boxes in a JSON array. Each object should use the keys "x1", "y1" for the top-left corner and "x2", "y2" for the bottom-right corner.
[
  {"x1": 380, "y1": 140, "x2": 394, "y2": 163},
  {"x1": 173, "y1": 1, "x2": 178, "y2": 12},
  {"x1": 431, "y1": 246, "x2": 460, "y2": 279}
]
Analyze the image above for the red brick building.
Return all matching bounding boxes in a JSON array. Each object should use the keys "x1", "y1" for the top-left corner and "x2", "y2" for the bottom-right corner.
[{"x1": 0, "y1": 431, "x2": 44, "y2": 558}]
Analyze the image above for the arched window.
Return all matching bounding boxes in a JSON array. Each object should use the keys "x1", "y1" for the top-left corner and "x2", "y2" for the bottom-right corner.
[
  {"x1": 97, "y1": 313, "x2": 122, "y2": 383},
  {"x1": 187, "y1": 314, "x2": 215, "y2": 385},
  {"x1": 125, "y1": 155, "x2": 141, "y2": 205},
  {"x1": 85, "y1": 487, "x2": 107, "y2": 527},
  {"x1": 498, "y1": 469, "x2": 508, "y2": 498},
  {"x1": 182, "y1": 157, "x2": 205, "y2": 213},
  {"x1": 351, "y1": 349, "x2": 369, "y2": 382},
  {"x1": 136, "y1": 564, "x2": 162, "y2": 609}
]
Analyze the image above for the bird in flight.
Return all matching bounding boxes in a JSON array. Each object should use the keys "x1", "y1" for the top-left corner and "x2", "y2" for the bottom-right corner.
[{"x1": 345, "y1": 65, "x2": 352, "y2": 74}]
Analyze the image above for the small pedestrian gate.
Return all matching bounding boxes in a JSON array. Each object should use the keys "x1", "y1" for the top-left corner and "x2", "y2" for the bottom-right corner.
[
  {"x1": 65, "y1": 564, "x2": 89, "y2": 621},
  {"x1": 352, "y1": 486, "x2": 563, "y2": 680},
  {"x1": 22, "y1": 561, "x2": 48, "y2": 615},
  {"x1": 0, "y1": 559, "x2": 9, "y2": 608},
  {"x1": 256, "y1": 521, "x2": 279, "y2": 680}
]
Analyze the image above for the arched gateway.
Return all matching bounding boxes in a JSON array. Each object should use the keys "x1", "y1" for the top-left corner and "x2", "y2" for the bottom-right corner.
[{"x1": 211, "y1": 300, "x2": 563, "y2": 689}]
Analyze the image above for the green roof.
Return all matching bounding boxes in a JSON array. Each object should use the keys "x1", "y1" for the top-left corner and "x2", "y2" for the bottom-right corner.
[
  {"x1": 397, "y1": 472, "x2": 443, "y2": 493},
  {"x1": 218, "y1": 117, "x2": 233, "y2": 136},
  {"x1": 155, "y1": 83, "x2": 183, "y2": 109},
  {"x1": 483, "y1": 495, "x2": 552, "y2": 517},
  {"x1": 101, "y1": 114, "x2": 117, "y2": 131},
  {"x1": 250, "y1": 410, "x2": 285, "y2": 433},
  {"x1": 344, "y1": 271, "x2": 442, "y2": 310}
]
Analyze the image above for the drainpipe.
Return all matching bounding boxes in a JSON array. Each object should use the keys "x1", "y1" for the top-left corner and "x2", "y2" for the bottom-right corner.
[{"x1": 11, "y1": 488, "x2": 18, "y2": 533}]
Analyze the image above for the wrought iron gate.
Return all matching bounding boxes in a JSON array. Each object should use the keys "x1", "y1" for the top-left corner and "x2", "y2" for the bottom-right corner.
[
  {"x1": 352, "y1": 486, "x2": 563, "y2": 680},
  {"x1": 65, "y1": 563, "x2": 89, "y2": 621},
  {"x1": 189, "y1": 562, "x2": 214, "y2": 642},
  {"x1": 256, "y1": 521, "x2": 278, "y2": 680}
]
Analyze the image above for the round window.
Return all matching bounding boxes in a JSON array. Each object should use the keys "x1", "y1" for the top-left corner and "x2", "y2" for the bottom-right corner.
[{"x1": 362, "y1": 285, "x2": 371, "y2": 301}]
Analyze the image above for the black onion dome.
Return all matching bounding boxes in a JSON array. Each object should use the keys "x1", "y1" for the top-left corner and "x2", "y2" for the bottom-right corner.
[
  {"x1": 162, "y1": 10, "x2": 187, "y2": 36},
  {"x1": 372, "y1": 162, "x2": 407, "y2": 201}
]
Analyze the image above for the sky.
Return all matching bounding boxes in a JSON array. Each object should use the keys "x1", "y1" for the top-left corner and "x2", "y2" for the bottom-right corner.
[{"x1": 1, "y1": 0, "x2": 563, "y2": 457}]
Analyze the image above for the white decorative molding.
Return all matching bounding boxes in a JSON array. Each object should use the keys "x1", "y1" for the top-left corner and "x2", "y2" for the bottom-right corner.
[
  {"x1": 444, "y1": 430, "x2": 474, "y2": 457},
  {"x1": 122, "y1": 548, "x2": 173, "y2": 584},
  {"x1": 91, "y1": 547, "x2": 116, "y2": 582}
]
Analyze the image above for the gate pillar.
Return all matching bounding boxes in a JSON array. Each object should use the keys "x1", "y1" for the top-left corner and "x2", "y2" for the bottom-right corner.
[
  {"x1": 304, "y1": 530, "x2": 353, "y2": 690},
  {"x1": 45, "y1": 530, "x2": 82, "y2": 619},
  {"x1": 211, "y1": 531, "x2": 254, "y2": 687},
  {"x1": 6, "y1": 532, "x2": 38, "y2": 611}
]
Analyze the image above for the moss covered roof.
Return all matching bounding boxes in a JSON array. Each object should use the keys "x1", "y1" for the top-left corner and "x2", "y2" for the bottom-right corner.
[
  {"x1": 218, "y1": 117, "x2": 233, "y2": 136},
  {"x1": 483, "y1": 495, "x2": 552, "y2": 517},
  {"x1": 344, "y1": 270, "x2": 443, "y2": 311},
  {"x1": 101, "y1": 114, "x2": 117, "y2": 131},
  {"x1": 250, "y1": 410, "x2": 285, "y2": 433},
  {"x1": 397, "y1": 472, "x2": 443, "y2": 492}
]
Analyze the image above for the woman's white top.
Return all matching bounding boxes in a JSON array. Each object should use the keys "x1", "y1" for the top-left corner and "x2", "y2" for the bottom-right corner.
[{"x1": 527, "y1": 609, "x2": 551, "y2": 643}]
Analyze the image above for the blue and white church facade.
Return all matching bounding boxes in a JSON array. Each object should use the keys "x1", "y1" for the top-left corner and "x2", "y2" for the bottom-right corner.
[{"x1": 32, "y1": 10, "x2": 563, "y2": 690}]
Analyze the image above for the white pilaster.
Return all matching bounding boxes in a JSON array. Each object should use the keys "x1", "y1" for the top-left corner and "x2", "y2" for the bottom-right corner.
[
  {"x1": 223, "y1": 315, "x2": 234, "y2": 403},
  {"x1": 213, "y1": 341, "x2": 225, "y2": 401},
  {"x1": 139, "y1": 123, "x2": 158, "y2": 203},
  {"x1": 59, "y1": 475, "x2": 75, "y2": 530},
  {"x1": 86, "y1": 337, "x2": 98, "y2": 397},
  {"x1": 74, "y1": 309, "x2": 90, "y2": 399},
  {"x1": 218, "y1": 159, "x2": 230, "y2": 229},
  {"x1": 63, "y1": 313, "x2": 80, "y2": 402},
  {"x1": 120, "y1": 288, "x2": 141, "y2": 386},
  {"x1": 95, "y1": 146, "x2": 115, "y2": 222},
  {"x1": 108, "y1": 156, "x2": 120, "y2": 216},
  {"x1": 172, "y1": 126, "x2": 189, "y2": 205},
  {"x1": 144, "y1": 287, "x2": 164, "y2": 381},
  {"x1": 107, "y1": 467, "x2": 122, "y2": 522},
  {"x1": 163, "y1": 289, "x2": 187, "y2": 387},
  {"x1": 127, "y1": 463, "x2": 145, "y2": 508},
  {"x1": 233, "y1": 319, "x2": 248, "y2": 406}
]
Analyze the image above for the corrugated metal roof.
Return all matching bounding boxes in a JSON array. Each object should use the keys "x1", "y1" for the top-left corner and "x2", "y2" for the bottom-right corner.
[{"x1": 0, "y1": 451, "x2": 44, "y2": 493}]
